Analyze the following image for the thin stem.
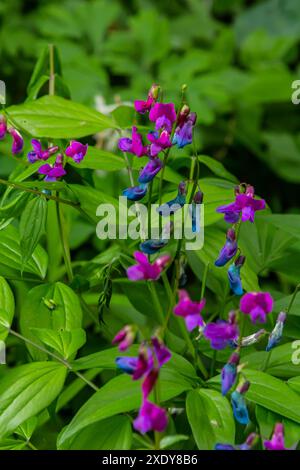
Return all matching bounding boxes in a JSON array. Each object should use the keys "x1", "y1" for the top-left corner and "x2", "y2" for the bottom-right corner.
[
  {"x1": 9, "y1": 328, "x2": 99, "y2": 392},
  {"x1": 56, "y1": 198, "x2": 73, "y2": 283},
  {"x1": 147, "y1": 281, "x2": 165, "y2": 324},
  {"x1": 210, "y1": 350, "x2": 217, "y2": 378},
  {"x1": 49, "y1": 44, "x2": 55, "y2": 96},
  {"x1": 0, "y1": 178, "x2": 79, "y2": 208},
  {"x1": 161, "y1": 270, "x2": 177, "y2": 336},
  {"x1": 286, "y1": 284, "x2": 300, "y2": 314},
  {"x1": 147, "y1": 180, "x2": 153, "y2": 238},
  {"x1": 26, "y1": 441, "x2": 38, "y2": 451},
  {"x1": 201, "y1": 262, "x2": 210, "y2": 299},
  {"x1": 262, "y1": 349, "x2": 272, "y2": 372},
  {"x1": 158, "y1": 152, "x2": 168, "y2": 206}
]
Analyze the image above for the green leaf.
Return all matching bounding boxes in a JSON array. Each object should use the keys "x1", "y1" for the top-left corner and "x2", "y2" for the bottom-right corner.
[
  {"x1": 0, "y1": 277, "x2": 15, "y2": 341},
  {"x1": 0, "y1": 188, "x2": 32, "y2": 221},
  {"x1": 7, "y1": 95, "x2": 117, "y2": 139},
  {"x1": 160, "y1": 435, "x2": 189, "y2": 449},
  {"x1": 31, "y1": 327, "x2": 86, "y2": 360},
  {"x1": 20, "y1": 196, "x2": 48, "y2": 268},
  {"x1": 20, "y1": 282, "x2": 82, "y2": 360},
  {"x1": 57, "y1": 368, "x2": 192, "y2": 448},
  {"x1": 243, "y1": 369, "x2": 300, "y2": 423},
  {"x1": 69, "y1": 146, "x2": 124, "y2": 171},
  {"x1": 243, "y1": 343, "x2": 300, "y2": 378},
  {"x1": 0, "y1": 225, "x2": 47, "y2": 279},
  {"x1": 186, "y1": 389, "x2": 235, "y2": 450},
  {"x1": 198, "y1": 155, "x2": 238, "y2": 183},
  {"x1": 0, "y1": 362, "x2": 66, "y2": 439},
  {"x1": 261, "y1": 214, "x2": 300, "y2": 241},
  {"x1": 68, "y1": 184, "x2": 118, "y2": 222},
  {"x1": 59, "y1": 416, "x2": 132, "y2": 450},
  {"x1": 27, "y1": 46, "x2": 50, "y2": 96}
]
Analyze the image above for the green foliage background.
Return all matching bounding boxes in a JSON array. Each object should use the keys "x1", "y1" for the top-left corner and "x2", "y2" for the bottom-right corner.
[{"x1": 0, "y1": 0, "x2": 300, "y2": 451}]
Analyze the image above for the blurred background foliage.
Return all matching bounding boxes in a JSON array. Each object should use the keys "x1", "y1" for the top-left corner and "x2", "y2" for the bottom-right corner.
[{"x1": 1, "y1": 0, "x2": 300, "y2": 213}]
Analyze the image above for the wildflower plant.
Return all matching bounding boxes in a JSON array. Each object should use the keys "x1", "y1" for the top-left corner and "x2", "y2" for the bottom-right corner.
[{"x1": 0, "y1": 43, "x2": 299, "y2": 453}]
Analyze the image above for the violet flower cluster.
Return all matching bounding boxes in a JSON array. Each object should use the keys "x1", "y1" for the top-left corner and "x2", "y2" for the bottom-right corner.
[
  {"x1": 27, "y1": 139, "x2": 88, "y2": 182},
  {"x1": 214, "y1": 183, "x2": 266, "y2": 297},
  {"x1": 118, "y1": 85, "x2": 197, "y2": 202},
  {"x1": 113, "y1": 331, "x2": 171, "y2": 434}
]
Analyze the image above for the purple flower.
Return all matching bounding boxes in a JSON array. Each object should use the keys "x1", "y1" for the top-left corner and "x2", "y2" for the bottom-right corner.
[
  {"x1": 149, "y1": 103, "x2": 177, "y2": 133},
  {"x1": 217, "y1": 184, "x2": 266, "y2": 223},
  {"x1": 266, "y1": 312, "x2": 286, "y2": 352},
  {"x1": 215, "y1": 228, "x2": 237, "y2": 267},
  {"x1": 65, "y1": 140, "x2": 88, "y2": 163},
  {"x1": 151, "y1": 337, "x2": 172, "y2": 367},
  {"x1": 141, "y1": 368, "x2": 159, "y2": 399},
  {"x1": 204, "y1": 312, "x2": 239, "y2": 350},
  {"x1": 123, "y1": 183, "x2": 148, "y2": 201},
  {"x1": 112, "y1": 325, "x2": 136, "y2": 352},
  {"x1": 231, "y1": 381, "x2": 250, "y2": 425},
  {"x1": 0, "y1": 116, "x2": 7, "y2": 139},
  {"x1": 133, "y1": 346, "x2": 153, "y2": 380},
  {"x1": 264, "y1": 423, "x2": 287, "y2": 450},
  {"x1": 127, "y1": 251, "x2": 170, "y2": 281},
  {"x1": 38, "y1": 154, "x2": 66, "y2": 182},
  {"x1": 116, "y1": 356, "x2": 138, "y2": 374},
  {"x1": 138, "y1": 158, "x2": 162, "y2": 184},
  {"x1": 221, "y1": 352, "x2": 239, "y2": 395},
  {"x1": 118, "y1": 126, "x2": 149, "y2": 157},
  {"x1": 228, "y1": 255, "x2": 245, "y2": 296},
  {"x1": 8, "y1": 128, "x2": 24, "y2": 154},
  {"x1": 27, "y1": 139, "x2": 59, "y2": 163},
  {"x1": 173, "y1": 112, "x2": 197, "y2": 149},
  {"x1": 133, "y1": 399, "x2": 168, "y2": 434},
  {"x1": 147, "y1": 130, "x2": 172, "y2": 157},
  {"x1": 173, "y1": 289, "x2": 205, "y2": 331},
  {"x1": 240, "y1": 292, "x2": 273, "y2": 324},
  {"x1": 134, "y1": 84, "x2": 159, "y2": 114}
]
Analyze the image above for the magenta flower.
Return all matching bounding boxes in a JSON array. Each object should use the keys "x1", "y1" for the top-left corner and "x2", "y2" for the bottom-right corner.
[
  {"x1": 27, "y1": 139, "x2": 59, "y2": 163},
  {"x1": 240, "y1": 292, "x2": 273, "y2": 324},
  {"x1": 8, "y1": 128, "x2": 24, "y2": 154},
  {"x1": 151, "y1": 337, "x2": 172, "y2": 367},
  {"x1": 134, "y1": 84, "x2": 159, "y2": 114},
  {"x1": 215, "y1": 228, "x2": 237, "y2": 267},
  {"x1": 204, "y1": 312, "x2": 239, "y2": 350},
  {"x1": 138, "y1": 158, "x2": 162, "y2": 183},
  {"x1": 65, "y1": 140, "x2": 88, "y2": 163},
  {"x1": 127, "y1": 251, "x2": 170, "y2": 281},
  {"x1": 112, "y1": 325, "x2": 136, "y2": 352},
  {"x1": 264, "y1": 423, "x2": 287, "y2": 450},
  {"x1": 134, "y1": 399, "x2": 168, "y2": 434},
  {"x1": 149, "y1": 103, "x2": 177, "y2": 133},
  {"x1": 217, "y1": 184, "x2": 266, "y2": 223},
  {"x1": 118, "y1": 126, "x2": 149, "y2": 157},
  {"x1": 0, "y1": 116, "x2": 7, "y2": 139},
  {"x1": 147, "y1": 130, "x2": 172, "y2": 157},
  {"x1": 173, "y1": 112, "x2": 197, "y2": 149},
  {"x1": 173, "y1": 289, "x2": 205, "y2": 331},
  {"x1": 38, "y1": 154, "x2": 66, "y2": 182}
]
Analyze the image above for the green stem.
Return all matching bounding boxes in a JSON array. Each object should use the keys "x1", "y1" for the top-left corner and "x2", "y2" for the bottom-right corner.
[
  {"x1": 161, "y1": 271, "x2": 177, "y2": 336},
  {"x1": 262, "y1": 349, "x2": 272, "y2": 372},
  {"x1": 286, "y1": 284, "x2": 300, "y2": 314},
  {"x1": 49, "y1": 44, "x2": 55, "y2": 96},
  {"x1": 0, "y1": 178, "x2": 79, "y2": 208},
  {"x1": 55, "y1": 197, "x2": 73, "y2": 283},
  {"x1": 201, "y1": 262, "x2": 210, "y2": 299},
  {"x1": 26, "y1": 441, "x2": 38, "y2": 451},
  {"x1": 9, "y1": 328, "x2": 99, "y2": 391},
  {"x1": 210, "y1": 350, "x2": 217, "y2": 378},
  {"x1": 148, "y1": 281, "x2": 165, "y2": 324}
]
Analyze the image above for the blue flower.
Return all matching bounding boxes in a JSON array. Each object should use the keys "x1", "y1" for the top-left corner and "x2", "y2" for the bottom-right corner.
[
  {"x1": 157, "y1": 181, "x2": 186, "y2": 216},
  {"x1": 215, "y1": 229, "x2": 237, "y2": 267},
  {"x1": 266, "y1": 312, "x2": 286, "y2": 352},
  {"x1": 123, "y1": 183, "x2": 148, "y2": 201},
  {"x1": 231, "y1": 381, "x2": 250, "y2": 425},
  {"x1": 115, "y1": 356, "x2": 138, "y2": 374},
  {"x1": 221, "y1": 352, "x2": 239, "y2": 395},
  {"x1": 227, "y1": 255, "x2": 245, "y2": 296}
]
